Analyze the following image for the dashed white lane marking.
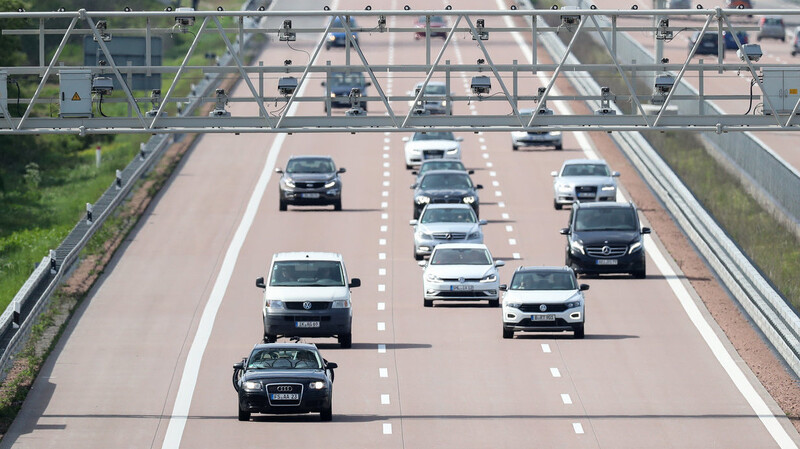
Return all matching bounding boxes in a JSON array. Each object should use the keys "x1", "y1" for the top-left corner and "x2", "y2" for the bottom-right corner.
[
  {"x1": 495, "y1": 191, "x2": 502, "y2": 197},
  {"x1": 380, "y1": 225, "x2": 388, "y2": 232},
  {"x1": 505, "y1": 225, "x2": 513, "y2": 232},
  {"x1": 383, "y1": 180, "x2": 390, "y2": 186},
  {"x1": 377, "y1": 322, "x2": 386, "y2": 331},
  {"x1": 471, "y1": 110, "x2": 478, "y2": 115},
  {"x1": 493, "y1": 181, "x2": 500, "y2": 187},
  {"x1": 383, "y1": 153, "x2": 390, "y2": 159},
  {"x1": 379, "y1": 368, "x2": 388, "y2": 378},
  {"x1": 384, "y1": 131, "x2": 391, "y2": 136},
  {"x1": 542, "y1": 344, "x2": 551, "y2": 353},
  {"x1": 379, "y1": 253, "x2": 386, "y2": 260},
  {"x1": 482, "y1": 153, "x2": 489, "y2": 159},
  {"x1": 383, "y1": 171, "x2": 390, "y2": 177},
  {"x1": 382, "y1": 191, "x2": 389, "y2": 197},
  {"x1": 509, "y1": 238, "x2": 517, "y2": 245},
  {"x1": 384, "y1": 138, "x2": 390, "y2": 143},
  {"x1": 383, "y1": 162, "x2": 390, "y2": 168},
  {"x1": 379, "y1": 239, "x2": 387, "y2": 246},
  {"x1": 551, "y1": 368, "x2": 561, "y2": 377},
  {"x1": 561, "y1": 394, "x2": 573, "y2": 405},
  {"x1": 381, "y1": 202, "x2": 388, "y2": 208},
  {"x1": 381, "y1": 394, "x2": 391, "y2": 405},
  {"x1": 489, "y1": 171, "x2": 496, "y2": 177},
  {"x1": 502, "y1": 213, "x2": 510, "y2": 219},
  {"x1": 378, "y1": 302, "x2": 386, "y2": 310},
  {"x1": 479, "y1": 137, "x2": 486, "y2": 143},
  {"x1": 573, "y1": 423, "x2": 584, "y2": 434},
  {"x1": 383, "y1": 423, "x2": 393, "y2": 434},
  {"x1": 378, "y1": 344, "x2": 386, "y2": 353},
  {"x1": 379, "y1": 268, "x2": 386, "y2": 275},
  {"x1": 481, "y1": 145, "x2": 487, "y2": 151},
  {"x1": 513, "y1": 253, "x2": 521, "y2": 259},
  {"x1": 498, "y1": 201, "x2": 505, "y2": 208},
  {"x1": 383, "y1": 145, "x2": 390, "y2": 150},
  {"x1": 381, "y1": 213, "x2": 388, "y2": 220},
  {"x1": 486, "y1": 162, "x2": 493, "y2": 168},
  {"x1": 378, "y1": 284, "x2": 386, "y2": 292}
]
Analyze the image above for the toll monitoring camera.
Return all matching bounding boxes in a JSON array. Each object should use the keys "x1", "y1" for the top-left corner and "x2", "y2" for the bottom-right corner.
[
  {"x1": 93, "y1": 20, "x2": 112, "y2": 42},
  {"x1": 595, "y1": 86, "x2": 616, "y2": 115},
  {"x1": 91, "y1": 76, "x2": 113, "y2": 95},
  {"x1": 175, "y1": 7, "x2": 196, "y2": 27},
  {"x1": 279, "y1": 19, "x2": 296, "y2": 42},
  {"x1": 209, "y1": 88, "x2": 230, "y2": 117},
  {"x1": 471, "y1": 75, "x2": 491, "y2": 95},
  {"x1": 560, "y1": 6, "x2": 581, "y2": 26},
  {"x1": 652, "y1": 73, "x2": 676, "y2": 104},
  {"x1": 737, "y1": 43, "x2": 762, "y2": 62},
  {"x1": 278, "y1": 76, "x2": 298, "y2": 95}
]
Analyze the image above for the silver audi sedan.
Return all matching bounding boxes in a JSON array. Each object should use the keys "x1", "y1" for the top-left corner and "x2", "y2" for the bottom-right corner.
[{"x1": 551, "y1": 159, "x2": 620, "y2": 210}]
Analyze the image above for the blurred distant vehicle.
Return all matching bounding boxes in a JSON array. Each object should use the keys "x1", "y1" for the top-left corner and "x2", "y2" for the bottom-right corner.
[
  {"x1": 666, "y1": 0, "x2": 691, "y2": 8},
  {"x1": 723, "y1": 30, "x2": 749, "y2": 50},
  {"x1": 758, "y1": 16, "x2": 786, "y2": 42},
  {"x1": 326, "y1": 16, "x2": 358, "y2": 49},
  {"x1": 689, "y1": 31, "x2": 724, "y2": 57},
  {"x1": 407, "y1": 81, "x2": 452, "y2": 115},
  {"x1": 414, "y1": 15, "x2": 448, "y2": 39},
  {"x1": 792, "y1": 26, "x2": 800, "y2": 56},
  {"x1": 725, "y1": 0, "x2": 752, "y2": 9}
]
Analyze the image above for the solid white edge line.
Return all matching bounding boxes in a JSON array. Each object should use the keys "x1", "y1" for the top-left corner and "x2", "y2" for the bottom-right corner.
[{"x1": 499, "y1": 3, "x2": 798, "y2": 447}]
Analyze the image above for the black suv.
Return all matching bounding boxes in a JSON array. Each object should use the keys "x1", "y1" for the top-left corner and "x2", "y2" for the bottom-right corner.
[
  {"x1": 560, "y1": 202, "x2": 650, "y2": 278},
  {"x1": 411, "y1": 170, "x2": 482, "y2": 219},
  {"x1": 276, "y1": 156, "x2": 345, "y2": 211}
]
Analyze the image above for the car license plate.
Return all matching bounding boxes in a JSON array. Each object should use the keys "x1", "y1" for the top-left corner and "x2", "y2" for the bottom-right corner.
[
  {"x1": 301, "y1": 193, "x2": 320, "y2": 199},
  {"x1": 596, "y1": 259, "x2": 619, "y2": 265},
  {"x1": 532, "y1": 314, "x2": 555, "y2": 321},
  {"x1": 296, "y1": 321, "x2": 320, "y2": 328},
  {"x1": 451, "y1": 285, "x2": 474, "y2": 291},
  {"x1": 271, "y1": 393, "x2": 299, "y2": 400},
  {"x1": 577, "y1": 192, "x2": 594, "y2": 198}
]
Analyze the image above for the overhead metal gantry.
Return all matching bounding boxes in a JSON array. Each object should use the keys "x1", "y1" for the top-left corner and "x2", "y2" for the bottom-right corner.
[{"x1": 1, "y1": 7, "x2": 800, "y2": 135}]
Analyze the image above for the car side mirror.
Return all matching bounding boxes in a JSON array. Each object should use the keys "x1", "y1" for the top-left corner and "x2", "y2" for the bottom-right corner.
[
  {"x1": 366, "y1": 81, "x2": 372, "y2": 86},
  {"x1": 349, "y1": 278, "x2": 361, "y2": 288},
  {"x1": 326, "y1": 362, "x2": 338, "y2": 370},
  {"x1": 641, "y1": 227, "x2": 651, "y2": 234},
  {"x1": 478, "y1": 219, "x2": 487, "y2": 226},
  {"x1": 275, "y1": 168, "x2": 284, "y2": 174},
  {"x1": 256, "y1": 277, "x2": 266, "y2": 288},
  {"x1": 320, "y1": 81, "x2": 326, "y2": 87},
  {"x1": 418, "y1": 260, "x2": 427, "y2": 268},
  {"x1": 456, "y1": 137, "x2": 464, "y2": 142},
  {"x1": 560, "y1": 228, "x2": 570, "y2": 235},
  {"x1": 499, "y1": 284, "x2": 508, "y2": 291},
  {"x1": 476, "y1": 184, "x2": 483, "y2": 189},
  {"x1": 338, "y1": 167, "x2": 346, "y2": 174},
  {"x1": 550, "y1": 171, "x2": 558, "y2": 177},
  {"x1": 411, "y1": 170, "x2": 418, "y2": 175},
  {"x1": 494, "y1": 260, "x2": 505, "y2": 267},
  {"x1": 410, "y1": 184, "x2": 418, "y2": 189},
  {"x1": 468, "y1": 170, "x2": 474, "y2": 175},
  {"x1": 233, "y1": 361, "x2": 244, "y2": 370},
  {"x1": 402, "y1": 137, "x2": 410, "y2": 142},
  {"x1": 612, "y1": 171, "x2": 621, "y2": 177},
  {"x1": 579, "y1": 284, "x2": 590, "y2": 291},
  {"x1": 409, "y1": 219, "x2": 418, "y2": 225}
]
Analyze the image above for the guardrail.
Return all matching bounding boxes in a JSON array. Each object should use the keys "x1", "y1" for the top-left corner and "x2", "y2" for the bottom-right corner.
[
  {"x1": 528, "y1": 4, "x2": 800, "y2": 378},
  {"x1": 0, "y1": 0, "x2": 268, "y2": 381}
]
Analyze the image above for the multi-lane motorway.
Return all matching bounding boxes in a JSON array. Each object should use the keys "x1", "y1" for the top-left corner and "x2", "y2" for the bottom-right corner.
[{"x1": 3, "y1": 1, "x2": 800, "y2": 448}]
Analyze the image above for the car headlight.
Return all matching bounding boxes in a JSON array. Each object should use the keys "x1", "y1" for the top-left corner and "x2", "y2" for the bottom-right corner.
[
  {"x1": 550, "y1": 131, "x2": 562, "y2": 136},
  {"x1": 565, "y1": 300, "x2": 582, "y2": 309},
  {"x1": 415, "y1": 195, "x2": 431, "y2": 205},
  {"x1": 330, "y1": 92, "x2": 337, "y2": 98},
  {"x1": 332, "y1": 299, "x2": 350, "y2": 308},
  {"x1": 505, "y1": 302, "x2": 522, "y2": 309},
  {"x1": 601, "y1": 184, "x2": 616, "y2": 192},
  {"x1": 441, "y1": 100, "x2": 447, "y2": 106},
  {"x1": 628, "y1": 240, "x2": 643, "y2": 254},
  {"x1": 284, "y1": 179, "x2": 295, "y2": 188},
  {"x1": 480, "y1": 273, "x2": 497, "y2": 283},
  {"x1": 243, "y1": 381, "x2": 263, "y2": 391},
  {"x1": 462, "y1": 195, "x2": 476, "y2": 204},
  {"x1": 417, "y1": 231, "x2": 433, "y2": 240},
  {"x1": 327, "y1": 35, "x2": 336, "y2": 41},
  {"x1": 557, "y1": 184, "x2": 572, "y2": 193},
  {"x1": 570, "y1": 240, "x2": 585, "y2": 255},
  {"x1": 446, "y1": 147, "x2": 459, "y2": 154},
  {"x1": 425, "y1": 272, "x2": 442, "y2": 283},
  {"x1": 308, "y1": 381, "x2": 326, "y2": 390},
  {"x1": 266, "y1": 299, "x2": 285, "y2": 310},
  {"x1": 324, "y1": 180, "x2": 337, "y2": 189},
  {"x1": 467, "y1": 231, "x2": 481, "y2": 240}
]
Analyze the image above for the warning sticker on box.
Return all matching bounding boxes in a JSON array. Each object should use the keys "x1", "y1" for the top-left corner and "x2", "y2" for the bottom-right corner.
[{"x1": 72, "y1": 92, "x2": 81, "y2": 101}]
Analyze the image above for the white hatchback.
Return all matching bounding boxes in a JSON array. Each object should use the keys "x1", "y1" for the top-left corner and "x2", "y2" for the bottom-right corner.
[{"x1": 419, "y1": 243, "x2": 504, "y2": 307}]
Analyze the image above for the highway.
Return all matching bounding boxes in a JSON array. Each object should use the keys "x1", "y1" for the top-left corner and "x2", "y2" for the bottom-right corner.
[{"x1": 2, "y1": 1, "x2": 800, "y2": 448}]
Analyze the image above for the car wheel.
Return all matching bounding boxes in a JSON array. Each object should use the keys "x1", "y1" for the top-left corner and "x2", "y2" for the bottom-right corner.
[
  {"x1": 424, "y1": 298, "x2": 433, "y2": 307},
  {"x1": 573, "y1": 325, "x2": 585, "y2": 339},
  {"x1": 338, "y1": 333, "x2": 352, "y2": 349},
  {"x1": 263, "y1": 333, "x2": 277, "y2": 343},
  {"x1": 320, "y1": 404, "x2": 333, "y2": 422},
  {"x1": 414, "y1": 247, "x2": 423, "y2": 261},
  {"x1": 413, "y1": 208, "x2": 420, "y2": 220},
  {"x1": 554, "y1": 200, "x2": 562, "y2": 210},
  {"x1": 488, "y1": 298, "x2": 499, "y2": 308},
  {"x1": 279, "y1": 199, "x2": 287, "y2": 211},
  {"x1": 502, "y1": 327, "x2": 514, "y2": 339},
  {"x1": 555, "y1": 144, "x2": 563, "y2": 151},
  {"x1": 632, "y1": 266, "x2": 646, "y2": 279},
  {"x1": 333, "y1": 199, "x2": 342, "y2": 211},
  {"x1": 238, "y1": 408, "x2": 251, "y2": 421},
  {"x1": 757, "y1": 36, "x2": 762, "y2": 41},
  {"x1": 512, "y1": 145, "x2": 519, "y2": 151}
]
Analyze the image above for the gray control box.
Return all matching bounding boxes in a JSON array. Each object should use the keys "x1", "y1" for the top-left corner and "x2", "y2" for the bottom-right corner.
[{"x1": 59, "y1": 69, "x2": 92, "y2": 118}]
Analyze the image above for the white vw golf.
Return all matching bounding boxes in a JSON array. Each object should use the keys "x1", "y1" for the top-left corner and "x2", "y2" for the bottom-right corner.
[{"x1": 419, "y1": 243, "x2": 504, "y2": 308}]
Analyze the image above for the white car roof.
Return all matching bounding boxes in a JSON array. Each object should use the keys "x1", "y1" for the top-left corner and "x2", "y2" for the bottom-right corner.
[
  {"x1": 432, "y1": 243, "x2": 489, "y2": 250},
  {"x1": 562, "y1": 158, "x2": 609, "y2": 166},
  {"x1": 271, "y1": 252, "x2": 343, "y2": 262}
]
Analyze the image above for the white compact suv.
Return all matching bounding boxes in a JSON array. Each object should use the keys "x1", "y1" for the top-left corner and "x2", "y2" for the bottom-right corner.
[
  {"x1": 501, "y1": 266, "x2": 589, "y2": 339},
  {"x1": 256, "y1": 252, "x2": 361, "y2": 348}
]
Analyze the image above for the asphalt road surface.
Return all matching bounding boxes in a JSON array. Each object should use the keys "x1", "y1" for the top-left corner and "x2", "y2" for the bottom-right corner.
[{"x1": 3, "y1": 1, "x2": 800, "y2": 448}]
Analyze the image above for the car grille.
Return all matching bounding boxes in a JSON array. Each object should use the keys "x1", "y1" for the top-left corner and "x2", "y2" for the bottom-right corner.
[
  {"x1": 431, "y1": 198, "x2": 464, "y2": 204},
  {"x1": 519, "y1": 303, "x2": 570, "y2": 313},
  {"x1": 440, "y1": 277, "x2": 482, "y2": 282},
  {"x1": 295, "y1": 181, "x2": 325, "y2": 189},
  {"x1": 585, "y1": 245, "x2": 627, "y2": 257},
  {"x1": 516, "y1": 318, "x2": 571, "y2": 327},
  {"x1": 281, "y1": 315, "x2": 332, "y2": 321},
  {"x1": 285, "y1": 302, "x2": 331, "y2": 310},
  {"x1": 422, "y1": 150, "x2": 445, "y2": 158},
  {"x1": 431, "y1": 232, "x2": 467, "y2": 240},
  {"x1": 266, "y1": 383, "x2": 303, "y2": 406},
  {"x1": 575, "y1": 186, "x2": 597, "y2": 199}
]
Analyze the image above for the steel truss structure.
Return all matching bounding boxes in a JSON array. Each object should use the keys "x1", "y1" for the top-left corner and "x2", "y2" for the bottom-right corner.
[{"x1": 1, "y1": 7, "x2": 800, "y2": 135}]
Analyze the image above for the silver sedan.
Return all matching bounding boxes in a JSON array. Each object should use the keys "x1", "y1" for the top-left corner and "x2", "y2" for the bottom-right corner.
[{"x1": 410, "y1": 204, "x2": 486, "y2": 260}]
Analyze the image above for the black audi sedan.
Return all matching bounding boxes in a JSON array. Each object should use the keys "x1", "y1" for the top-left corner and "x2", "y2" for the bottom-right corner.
[
  {"x1": 233, "y1": 343, "x2": 337, "y2": 421},
  {"x1": 411, "y1": 169, "x2": 482, "y2": 219},
  {"x1": 276, "y1": 156, "x2": 345, "y2": 211}
]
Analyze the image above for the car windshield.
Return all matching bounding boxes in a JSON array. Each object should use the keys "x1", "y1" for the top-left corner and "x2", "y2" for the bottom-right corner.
[
  {"x1": 764, "y1": 17, "x2": 782, "y2": 25},
  {"x1": 419, "y1": 160, "x2": 465, "y2": 174},
  {"x1": 430, "y1": 248, "x2": 492, "y2": 265},
  {"x1": 574, "y1": 207, "x2": 638, "y2": 232},
  {"x1": 511, "y1": 271, "x2": 577, "y2": 290},
  {"x1": 285, "y1": 158, "x2": 335, "y2": 174},
  {"x1": 331, "y1": 17, "x2": 357, "y2": 28},
  {"x1": 560, "y1": 163, "x2": 611, "y2": 177},
  {"x1": 329, "y1": 73, "x2": 365, "y2": 87},
  {"x1": 270, "y1": 261, "x2": 345, "y2": 286},
  {"x1": 247, "y1": 348, "x2": 322, "y2": 370},
  {"x1": 419, "y1": 173, "x2": 472, "y2": 190},
  {"x1": 417, "y1": 83, "x2": 447, "y2": 95},
  {"x1": 420, "y1": 207, "x2": 477, "y2": 224},
  {"x1": 417, "y1": 15, "x2": 446, "y2": 24},
  {"x1": 412, "y1": 131, "x2": 455, "y2": 141}
]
